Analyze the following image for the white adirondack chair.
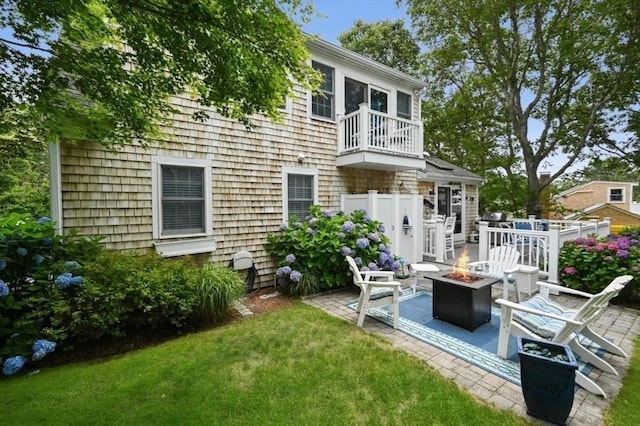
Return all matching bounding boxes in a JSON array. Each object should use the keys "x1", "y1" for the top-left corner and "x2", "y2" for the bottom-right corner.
[
  {"x1": 467, "y1": 245, "x2": 521, "y2": 301},
  {"x1": 346, "y1": 256, "x2": 401, "y2": 329},
  {"x1": 495, "y1": 275, "x2": 634, "y2": 397}
]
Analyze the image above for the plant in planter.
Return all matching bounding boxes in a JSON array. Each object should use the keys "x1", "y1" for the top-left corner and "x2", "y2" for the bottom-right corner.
[{"x1": 517, "y1": 337, "x2": 578, "y2": 426}]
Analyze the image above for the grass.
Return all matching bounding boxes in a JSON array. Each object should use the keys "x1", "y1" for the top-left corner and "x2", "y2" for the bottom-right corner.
[
  {"x1": 1, "y1": 303, "x2": 530, "y2": 426},
  {"x1": 605, "y1": 336, "x2": 640, "y2": 425}
]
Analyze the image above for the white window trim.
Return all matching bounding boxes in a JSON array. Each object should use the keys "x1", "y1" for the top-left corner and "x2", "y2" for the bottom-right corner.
[
  {"x1": 309, "y1": 60, "x2": 336, "y2": 122},
  {"x1": 282, "y1": 167, "x2": 319, "y2": 222},
  {"x1": 151, "y1": 156, "x2": 214, "y2": 246},
  {"x1": 278, "y1": 96, "x2": 292, "y2": 115},
  {"x1": 608, "y1": 187, "x2": 625, "y2": 203}
]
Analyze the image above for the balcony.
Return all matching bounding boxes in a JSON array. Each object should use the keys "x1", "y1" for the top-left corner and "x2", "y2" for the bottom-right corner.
[{"x1": 337, "y1": 103, "x2": 424, "y2": 171}]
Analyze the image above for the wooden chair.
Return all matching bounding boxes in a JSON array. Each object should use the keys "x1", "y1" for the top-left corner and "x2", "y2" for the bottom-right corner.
[
  {"x1": 495, "y1": 275, "x2": 634, "y2": 397},
  {"x1": 467, "y1": 245, "x2": 521, "y2": 301},
  {"x1": 346, "y1": 256, "x2": 401, "y2": 329}
]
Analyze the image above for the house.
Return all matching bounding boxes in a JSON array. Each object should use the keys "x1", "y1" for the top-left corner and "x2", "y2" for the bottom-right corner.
[
  {"x1": 553, "y1": 181, "x2": 640, "y2": 228},
  {"x1": 48, "y1": 37, "x2": 478, "y2": 285},
  {"x1": 417, "y1": 156, "x2": 483, "y2": 244}
]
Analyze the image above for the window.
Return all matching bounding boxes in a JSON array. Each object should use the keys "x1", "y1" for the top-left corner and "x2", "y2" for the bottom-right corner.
[
  {"x1": 344, "y1": 77, "x2": 367, "y2": 114},
  {"x1": 311, "y1": 61, "x2": 334, "y2": 119},
  {"x1": 370, "y1": 88, "x2": 388, "y2": 113},
  {"x1": 609, "y1": 188, "x2": 624, "y2": 203},
  {"x1": 282, "y1": 167, "x2": 318, "y2": 221},
  {"x1": 152, "y1": 156, "x2": 212, "y2": 239},
  {"x1": 397, "y1": 91, "x2": 412, "y2": 119}
]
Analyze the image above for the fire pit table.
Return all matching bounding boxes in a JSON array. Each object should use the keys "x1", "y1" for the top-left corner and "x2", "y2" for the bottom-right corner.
[{"x1": 426, "y1": 270, "x2": 500, "y2": 331}]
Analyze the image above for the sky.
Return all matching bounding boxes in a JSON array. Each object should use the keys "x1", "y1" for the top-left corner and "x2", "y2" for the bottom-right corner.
[{"x1": 302, "y1": 0, "x2": 407, "y2": 44}]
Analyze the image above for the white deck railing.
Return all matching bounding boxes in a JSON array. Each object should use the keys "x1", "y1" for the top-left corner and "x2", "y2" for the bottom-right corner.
[
  {"x1": 477, "y1": 218, "x2": 611, "y2": 283},
  {"x1": 337, "y1": 103, "x2": 422, "y2": 157}
]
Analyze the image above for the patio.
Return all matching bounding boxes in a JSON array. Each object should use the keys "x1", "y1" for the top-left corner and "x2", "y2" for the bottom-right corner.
[{"x1": 303, "y1": 249, "x2": 640, "y2": 425}]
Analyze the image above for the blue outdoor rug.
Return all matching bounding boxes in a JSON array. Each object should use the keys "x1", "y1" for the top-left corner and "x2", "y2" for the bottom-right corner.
[{"x1": 347, "y1": 290, "x2": 602, "y2": 387}]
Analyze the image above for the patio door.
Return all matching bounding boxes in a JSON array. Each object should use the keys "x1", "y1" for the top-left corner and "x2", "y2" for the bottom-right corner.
[{"x1": 437, "y1": 186, "x2": 463, "y2": 240}]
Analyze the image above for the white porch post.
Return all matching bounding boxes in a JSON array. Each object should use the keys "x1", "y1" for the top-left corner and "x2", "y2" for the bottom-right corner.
[
  {"x1": 336, "y1": 112, "x2": 344, "y2": 155},
  {"x1": 478, "y1": 221, "x2": 489, "y2": 261},
  {"x1": 434, "y1": 218, "x2": 445, "y2": 263},
  {"x1": 548, "y1": 224, "x2": 560, "y2": 283},
  {"x1": 359, "y1": 103, "x2": 369, "y2": 149}
]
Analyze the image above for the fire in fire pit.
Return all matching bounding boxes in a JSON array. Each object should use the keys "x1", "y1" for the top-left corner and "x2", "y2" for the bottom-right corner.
[{"x1": 444, "y1": 246, "x2": 479, "y2": 283}]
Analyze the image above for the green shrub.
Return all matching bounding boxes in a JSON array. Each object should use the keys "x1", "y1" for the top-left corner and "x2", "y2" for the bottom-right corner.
[
  {"x1": 266, "y1": 206, "x2": 401, "y2": 295},
  {"x1": 558, "y1": 231, "x2": 640, "y2": 302},
  {"x1": 1, "y1": 213, "x2": 103, "y2": 375},
  {"x1": 191, "y1": 264, "x2": 245, "y2": 324}
]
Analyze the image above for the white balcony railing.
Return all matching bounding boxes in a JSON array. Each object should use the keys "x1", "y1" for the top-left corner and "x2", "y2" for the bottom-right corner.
[{"x1": 337, "y1": 103, "x2": 422, "y2": 158}]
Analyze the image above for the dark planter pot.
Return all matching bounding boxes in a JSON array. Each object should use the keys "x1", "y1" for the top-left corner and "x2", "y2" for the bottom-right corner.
[{"x1": 517, "y1": 337, "x2": 578, "y2": 426}]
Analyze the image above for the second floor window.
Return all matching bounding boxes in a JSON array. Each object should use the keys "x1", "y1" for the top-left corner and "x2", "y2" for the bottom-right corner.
[
  {"x1": 397, "y1": 91, "x2": 412, "y2": 119},
  {"x1": 609, "y1": 188, "x2": 624, "y2": 202},
  {"x1": 311, "y1": 61, "x2": 334, "y2": 120}
]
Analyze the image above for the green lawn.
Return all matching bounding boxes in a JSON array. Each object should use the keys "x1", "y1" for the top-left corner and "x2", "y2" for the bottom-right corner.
[{"x1": 2, "y1": 303, "x2": 530, "y2": 425}]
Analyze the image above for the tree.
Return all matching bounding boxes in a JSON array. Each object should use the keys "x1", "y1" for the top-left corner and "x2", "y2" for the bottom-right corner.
[
  {"x1": 402, "y1": 0, "x2": 640, "y2": 216},
  {"x1": 0, "y1": 0, "x2": 318, "y2": 148},
  {"x1": 337, "y1": 19, "x2": 420, "y2": 75}
]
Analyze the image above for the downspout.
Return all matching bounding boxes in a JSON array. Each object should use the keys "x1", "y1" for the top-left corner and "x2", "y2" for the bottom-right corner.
[{"x1": 48, "y1": 138, "x2": 63, "y2": 235}]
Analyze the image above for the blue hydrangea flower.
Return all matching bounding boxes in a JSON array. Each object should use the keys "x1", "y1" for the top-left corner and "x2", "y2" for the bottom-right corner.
[
  {"x1": 378, "y1": 252, "x2": 390, "y2": 265},
  {"x1": 33, "y1": 254, "x2": 45, "y2": 265},
  {"x1": 617, "y1": 249, "x2": 629, "y2": 259},
  {"x1": 37, "y1": 217, "x2": 52, "y2": 224},
  {"x1": 0, "y1": 280, "x2": 9, "y2": 297},
  {"x1": 390, "y1": 261, "x2": 401, "y2": 271},
  {"x1": 0, "y1": 259, "x2": 6, "y2": 271},
  {"x1": 3, "y1": 356, "x2": 26, "y2": 376},
  {"x1": 337, "y1": 232, "x2": 345, "y2": 239},
  {"x1": 71, "y1": 276, "x2": 84, "y2": 286},
  {"x1": 16, "y1": 247, "x2": 28, "y2": 257},
  {"x1": 360, "y1": 266, "x2": 370, "y2": 272},
  {"x1": 356, "y1": 238, "x2": 369, "y2": 249},
  {"x1": 64, "y1": 261, "x2": 81, "y2": 271},
  {"x1": 289, "y1": 270, "x2": 302, "y2": 283},
  {"x1": 342, "y1": 221, "x2": 355, "y2": 233},
  {"x1": 42, "y1": 237, "x2": 54, "y2": 247},
  {"x1": 367, "y1": 262, "x2": 379, "y2": 271},
  {"x1": 279, "y1": 223, "x2": 288, "y2": 231},
  {"x1": 285, "y1": 254, "x2": 296, "y2": 264},
  {"x1": 322, "y1": 209, "x2": 333, "y2": 218},
  {"x1": 341, "y1": 246, "x2": 352, "y2": 256},
  {"x1": 309, "y1": 217, "x2": 318, "y2": 226},
  {"x1": 275, "y1": 267, "x2": 285, "y2": 277},
  {"x1": 354, "y1": 257, "x2": 363, "y2": 266},
  {"x1": 377, "y1": 225, "x2": 385, "y2": 233},
  {"x1": 368, "y1": 233, "x2": 381, "y2": 243},
  {"x1": 281, "y1": 266, "x2": 292, "y2": 275},
  {"x1": 55, "y1": 272, "x2": 73, "y2": 288},
  {"x1": 32, "y1": 339, "x2": 56, "y2": 361}
]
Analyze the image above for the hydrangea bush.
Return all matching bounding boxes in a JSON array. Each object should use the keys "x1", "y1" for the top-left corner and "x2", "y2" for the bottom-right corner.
[
  {"x1": 0, "y1": 213, "x2": 102, "y2": 376},
  {"x1": 266, "y1": 206, "x2": 401, "y2": 295},
  {"x1": 558, "y1": 227, "x2": 640, "y2": 302}
]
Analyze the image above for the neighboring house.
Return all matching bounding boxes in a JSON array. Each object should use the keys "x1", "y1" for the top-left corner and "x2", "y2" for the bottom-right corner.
[
  {"x1": 48, "y1": 37, "x2": 428, "y2": 286},
  {"x1": 554, "y1": 181, "x2": 640, "y2": 226},
  {"x1": 417, "y1": 156, "x2": 483, "y2": 243}
]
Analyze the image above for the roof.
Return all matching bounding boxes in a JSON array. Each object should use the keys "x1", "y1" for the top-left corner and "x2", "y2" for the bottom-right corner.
[
  {"x1": 417, "y1": 156, "x2": 484, "y2": 184},
  {"x1": 556, "y1": 180, "x2": 639, "y2": 199},
  {"x1": 563, "y1": 203, "x2": 640, "y2": 221},
  {"x1": 305, "y1": 36, "x2": 425, "y2": 90}
]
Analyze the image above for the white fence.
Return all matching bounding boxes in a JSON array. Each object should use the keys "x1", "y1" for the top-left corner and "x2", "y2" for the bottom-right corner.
[{"x1": 477, "y1": 217, "x2": 611, "y2": 283}]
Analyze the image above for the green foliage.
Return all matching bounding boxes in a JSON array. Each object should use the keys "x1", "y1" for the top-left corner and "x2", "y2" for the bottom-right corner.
[
  {"x1": 192, "y1": 263, "x2": 245, "y2": 324},
  {"x1": 1, "y1": 0, "x2": 319, "y2": 148},
  {"x1": 558, "y1": 231, "x2": 640, "y2": 301},
  {"x1": 1, "y1": 213, "x2": 244, "y2": 375},
  {"x1": 338, "y1": 19, "x2": 420, "y2": 75},
  {"x1": 479, "y1": 172, "x2": 529, "y2": 216},
  {"x1": 0, "y1": 213, "x2": 103, "y2": 370},
  {"x1": 403, "y1": 0, "x2": 640, "y2": 216},
  {"x1": 266, "y1": 206, "x2": 401, "y2": 295}
]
